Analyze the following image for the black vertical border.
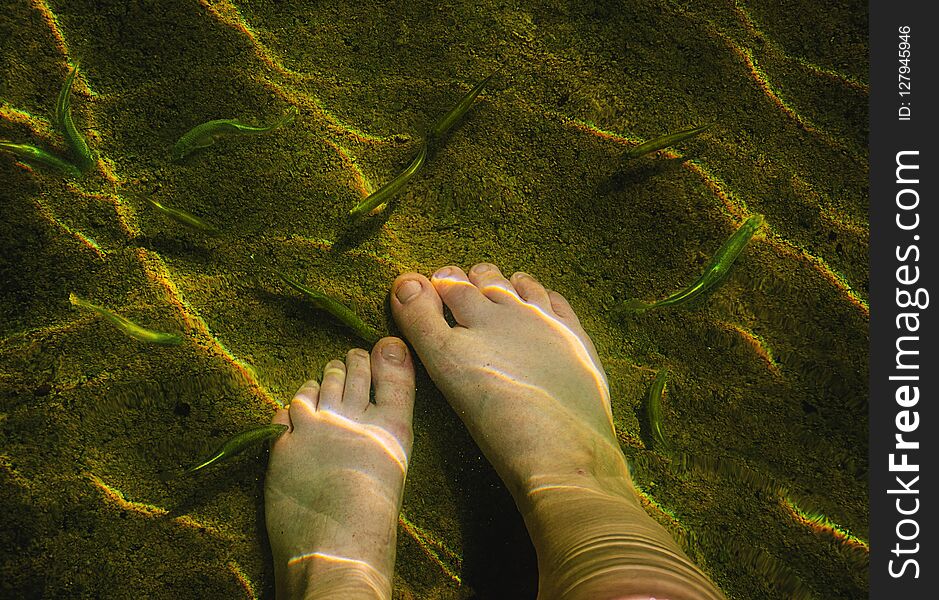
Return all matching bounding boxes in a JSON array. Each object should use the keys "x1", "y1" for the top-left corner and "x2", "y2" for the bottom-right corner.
[{"x1": 870, "y1": 1, "x2": 937, "y2": 597}]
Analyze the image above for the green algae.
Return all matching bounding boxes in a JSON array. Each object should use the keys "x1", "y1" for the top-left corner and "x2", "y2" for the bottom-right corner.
[{"x1": 0, "y1": 1, "x2": 869, "y2": 599}]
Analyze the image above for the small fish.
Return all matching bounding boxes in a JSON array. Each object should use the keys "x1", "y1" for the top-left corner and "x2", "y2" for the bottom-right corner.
[
  {"x1": 428, "y1": 71, "x2": 495, "y2": 141},
  {"x1": 622, "y1": 214, "x2": 764, "y2": 311},
  {"x1": 624, "y1": 123, "x2": 713, "y2": 159},
  {"x1": 172, "y1": 105, "x2": 299, "y2": 161},
  {"x1": 1, "y1": 141, "x2": 82, "y2": 178},
  {"x1": 349, "y1": 143, "x2": 427, "y2": 219},
  {"x1": 184, "y1": 423, "x2": 288, "y2": 475},
  {"x1": 69, "y1": 292, "x2": 184, "y2": 345},
  {"x1": 147, "y1": 198, "x2": 220, "y2": 235},
  {"x1": 271, "y1": 267, "x2": 381, "y2": 345},
  {"x1": 55, "y1": 64, "x2": 96, "y2": 173},
  {"x1": 646, "y1": 369, "x2": 669, "y2": 452}
]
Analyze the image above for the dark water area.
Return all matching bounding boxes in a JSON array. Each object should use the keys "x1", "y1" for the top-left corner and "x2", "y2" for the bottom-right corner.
[{"x1": 1, "y1": 0, "x2": 868, "y2": 598}]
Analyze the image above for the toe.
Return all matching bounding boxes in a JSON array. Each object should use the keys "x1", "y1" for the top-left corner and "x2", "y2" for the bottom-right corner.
[
  {"x1": 547, "y1": 289, "x2": 582, "y2": 326},
  {"x1": 510, "y1": 271, "x2": 552, "y2": 310},
  {"x1": 391, "y1": 273, "x2": 455, "y2": 356},
  {"x1": 546, "y1": 290, "x2": 605, "y2": 372},
  {"x1": 367, "y1": 337, "x2": 415, "y2": 448},
  {"x1": 342, "y1": 348, "x2": 372, "y2": 413},
  {"x1": 318, "y1": 359, "x2": 346, "y2": 412},
  {"x1": 430, "y1": 266, "x2": 493, "y2": 324},
  {"x1": 468, "y1": 263, "x2": 520, "y2": 304},
  {"x1": 283, "y1": 379, "x2": 320, "y2": 428},
  {"x1": 272, "y1": 406, "x2": 291, "y2": 430}
]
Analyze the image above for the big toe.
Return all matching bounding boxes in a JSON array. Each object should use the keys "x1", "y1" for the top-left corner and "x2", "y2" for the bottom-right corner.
[{"x1": 391, "y1": 273, "x2": 453, "y2": 356}]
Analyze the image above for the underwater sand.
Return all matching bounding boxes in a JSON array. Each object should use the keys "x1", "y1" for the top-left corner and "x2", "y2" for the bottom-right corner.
[{"x1": 1, "y1": 0, "x2": 867, "y2": 598}]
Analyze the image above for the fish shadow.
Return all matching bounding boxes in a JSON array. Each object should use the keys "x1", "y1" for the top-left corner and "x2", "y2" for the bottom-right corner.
[
  {"x1": 332, "y1": 200, "x2": 401, "y2": 252},
  {"x1": 160, "y1": 449, "x2": 269, "y2": 519},
  {"x1": 135, "y1": 233, "x2": 218, "y2": 265},
  {"x1": 599, "y1": 154, "x2": 694, "y2": 196}
]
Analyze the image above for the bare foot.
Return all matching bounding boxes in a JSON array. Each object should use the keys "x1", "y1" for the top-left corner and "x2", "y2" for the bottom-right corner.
[
  {"x1": 265, "y1": 339, "x2": 414, "y2": 600},
  {"x1": 391, "y1": 264, "x2": 724, "y2": 600}
]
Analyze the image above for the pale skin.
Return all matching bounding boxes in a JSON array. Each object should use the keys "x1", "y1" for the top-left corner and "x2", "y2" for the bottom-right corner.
[{"x1": 265, "y1": 263, "x2": 726, "y2": 600}]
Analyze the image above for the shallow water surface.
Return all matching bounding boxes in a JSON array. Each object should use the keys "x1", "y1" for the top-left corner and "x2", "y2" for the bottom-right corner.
[{"x1": 1, "y1": 0, "x2": 868, "y2": 598}]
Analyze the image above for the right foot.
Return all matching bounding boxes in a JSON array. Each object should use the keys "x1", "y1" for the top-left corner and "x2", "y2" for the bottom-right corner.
[
  {"x1": 391, "y1": 263, "x2": 724, "y2": 600},
  {"x1": 391, "y1": 263, "x2": 629, "y2": 501}
]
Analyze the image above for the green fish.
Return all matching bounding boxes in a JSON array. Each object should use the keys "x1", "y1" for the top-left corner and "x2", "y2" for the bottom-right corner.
[
  {"x1": 172, "y1": 105, "x2": 298, "y2": 161},
  {"x1": 69, "y1": 293, "x2": 183, "y2": 345},
  {"x1": 349, "y1": 143, "x2": 427, "y2": 219},
  {"x1": 271, "y1": 267, "x2": 381, "y2": 345},
  {"x1": 624, "y1": 123, "x2": 713, "y2": 159},
  {"x1": 184, "y1": 423, "x2": 288, "y2": 475},
  {"x1": 347, "y1": 72, "x2": 492, "y2": 220},
  {"x1": 428, "y1": 71, "x2": 495, "y2": 141},
  {"x1": 56, "y1": 64, "x2": 96, "y2": 173},
  {"x1": 621, "y1": 214, "x2": 764, "y2": 311},
  {"x1": 1, "y1": 141, "x2": 82, "y2": 178},
  {"x1": 147, "y1": 198, "x2": 220, "y2": 235},
  {"x1": 646, "y1": 369, "x2": 669, "y2": 452}
]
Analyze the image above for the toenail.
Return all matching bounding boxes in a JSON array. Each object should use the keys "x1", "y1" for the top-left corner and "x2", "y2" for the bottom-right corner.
[
  {"x1": 433, "y1": 266, "x2": 453, "y2": 278},
  {"x1": 471, "y1": 263, "x2": 492, "y2": 274},
  {"x1": 381, "y1": 340, "x2": 407, "y2": 363},
  {"x1": 323, "y1": 367, "x2": 345, "y2": 378},
  {"x1": 395, "y1": 279, "x2": 421, "y2": 303}
]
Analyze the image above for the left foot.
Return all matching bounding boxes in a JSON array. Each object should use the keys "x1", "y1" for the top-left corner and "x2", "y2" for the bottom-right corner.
[{"x1": 265, "y1": 338, "x2": 415, "y2": 599}]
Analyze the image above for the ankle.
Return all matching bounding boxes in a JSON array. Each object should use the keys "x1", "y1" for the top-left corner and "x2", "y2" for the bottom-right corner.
[
  {"x1": 513, "y1": 439, "x2": 639, "y2": 511},
  {"x1": 517, "y1": 474, "x2": 724, "y2": 600},
  {"x1": 279, "y1": 552, "x2": 393, "y2": 600}
]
